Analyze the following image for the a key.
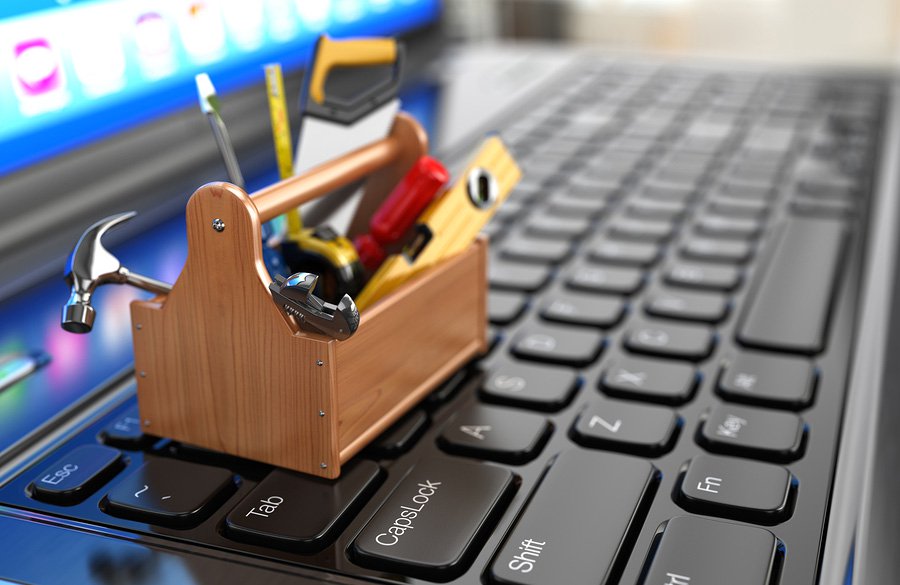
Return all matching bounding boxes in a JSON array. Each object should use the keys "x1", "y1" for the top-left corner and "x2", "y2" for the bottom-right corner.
[
  {"x1": 738, "y1": 218, "x2": 846, "y2": 354},
  {"x1": 695, "y1": 214, "x2": 762, "y2": 239},
  {"x1": 718, "y1": 351, "x2": 817, "y2": 409},
  {"x1": 627, "y1": 198, "x2": 687, "y2": 221},
  {"x1": 665, "y1": 262, "x2": 742, "y2": 291},
  {"x1": 638, "y1": 516, "x2": 782, "y2": 585},
  {"x1": 370, "y1": 410, "x2": 430, "y2": 458},
  {"x1": 791, "y1": 196, "x2": 855, "y2": 218},
  {"x1": 607, "y1": 218, "x2": 675, "y2": 243},
  {"x1": 29, "y1": 445, "x2": 123, "y2": 505},
  {"x1": 489, "y1": 291, "x2": 529, "y2": 325},
  {"x1": 100, "y1": 406, "x2": 153, "y2": 450},
  {"x1": 708, "y1": 196, "x2": 769, "y2": 219},
  {"x1": 640, "y1": 182, "x2": 696, "y2": 203},
  {"x1": 675, "y1": 455, "x2": 795, "y2": 524},
  {"x1": 697, "y1": 404, "x2": 807, "y2": 462},
  {"x1": 225, "y1": 461, "x2": 383, "y2": 551},
  {"x1": 482, "y1": 360, "x2": 580, "y2": 412},
  {"x1": 104, "y1": 458, "x2": 236, "y2": 527},
  {"x1": 351, "y1": 458, "x2": 515, "y2": 580},
  {"x1": 545, "y1": 194, "x2": 608, "y2": 219},
  {"x1": 567, "y1": 263, "x2": 645, "y2": 295},
  {"x1": 571, "y1": 399, "x2": 681, "y2": 456},
  {"x1": 489, "y1": 260, "x2": 553, "y2": 292},
  {"x1": 601, "y1": 357, "x2": 698, "y2": 405},
  {"x1": 588, "y1": 239, "x2": 661, "y2": 267},
  {"x1": 645, "y1": 289, "x2": 730, "y2": 323},
  {"x1": 501, "y1": 235, "x2": 572, "y2": 264},
  {"x1": 625, "y1": 320, "x2": 715, "y2": 361},
  {"x1": 539, "y1": 292, "x2": 626, "y2": 328},
  {"x1": 681, "y1": 238, "x2": 753, "y2": 263},
  {"x1": 524, "y1": 214, "x2": 592, "y2": 239},
  {"x1": 438, "y1": 403, "x2": 552, "y2": 464},
  {"x1": 489, "y1": 450, "x2": 659, "y2": 585},
  {"x1": 720, "y1": 180, "x2": 775, "y2": 201},
  {"x1": 511, "y1": 324, "x2": 605, "y2": 367}
]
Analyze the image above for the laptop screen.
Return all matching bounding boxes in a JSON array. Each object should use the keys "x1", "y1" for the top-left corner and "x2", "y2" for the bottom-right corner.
[{"x1": 0, "y1": 0, "x2": 441, "y2": 177}]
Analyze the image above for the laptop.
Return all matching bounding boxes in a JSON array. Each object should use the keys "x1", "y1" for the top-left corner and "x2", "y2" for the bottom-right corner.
[{"x1": 0, "y1": 1, "x2": 896, "y2": 583}]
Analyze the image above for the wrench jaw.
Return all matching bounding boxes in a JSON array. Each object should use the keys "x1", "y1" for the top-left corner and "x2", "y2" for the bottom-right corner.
[{"x1": 269, "y1": 273, "x2": 361, "y2": 340}]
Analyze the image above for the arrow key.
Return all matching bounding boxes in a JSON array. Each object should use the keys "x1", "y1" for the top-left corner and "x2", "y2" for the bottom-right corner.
[
  {"x1": 438, "y1": 404, "x2": 552, "y2": 464},
  {"x1": 571, "y1": 399, "x2": 681, "y2": 457}
]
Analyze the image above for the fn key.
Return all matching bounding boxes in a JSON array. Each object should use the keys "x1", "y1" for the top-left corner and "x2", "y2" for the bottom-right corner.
[{"x1": 639, "y1": 516, "x2": 782, "y2": 585}]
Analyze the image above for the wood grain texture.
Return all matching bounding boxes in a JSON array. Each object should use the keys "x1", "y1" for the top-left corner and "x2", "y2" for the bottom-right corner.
[
  {"x1": 252, "y1": 113, "x2": 424, "y2": 223},
  {"x1": 335, "y1": 238, "x2": 487, "y2": 461},
  {"x1": 132, "y1": 182, "x2": 341, "y2": 478},
  {"x1": 129, "y1": 115, "x2": 487, "y2": 478}
]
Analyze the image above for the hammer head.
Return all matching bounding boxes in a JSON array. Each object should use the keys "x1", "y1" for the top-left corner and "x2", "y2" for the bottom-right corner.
[{"x1": 61, "y1": 211, "x2": 136, "y2": 333}]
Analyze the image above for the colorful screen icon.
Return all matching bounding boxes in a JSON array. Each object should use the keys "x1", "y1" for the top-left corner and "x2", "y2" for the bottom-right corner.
[
  {"x1": 296, "y1": 0, "x2": 332, "y2": 30},
  {"x1": 178, "y1": 1, "x2": 226, "y2": 62},
  {"x1": 11, "y1": 37, "x2": 70, "y2": 115},
  {"x1": 134, "y1": 11, "x2": 176, "y2": 78},
  {"x1": 70, "y1": 31, "x2": 127, "y2": 97}
]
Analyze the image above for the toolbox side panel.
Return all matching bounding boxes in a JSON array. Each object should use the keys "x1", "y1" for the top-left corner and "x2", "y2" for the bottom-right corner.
[{"x1": 335, "y1": 239, "x2": 488, "y2": 461}]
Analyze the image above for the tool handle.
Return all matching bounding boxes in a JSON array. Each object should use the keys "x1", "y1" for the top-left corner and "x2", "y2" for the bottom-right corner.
[
  {"x1": 252, "y1": 114, "x2": 415, "y2": 222},
  {"x1": 308, "y1": 36, "x2": 397, "y2": 105}
]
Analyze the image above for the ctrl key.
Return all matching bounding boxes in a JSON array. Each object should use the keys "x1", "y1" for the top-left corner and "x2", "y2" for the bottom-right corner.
[
  {"x1": 29, "y1": 445, "x2": 123, "y2": 505},
  {"x1": 351, "y1": 458, "x2": 516, "y2": 581},
  {"x1": 638, "y1": 516, "x2": 783, "y2": 585}
]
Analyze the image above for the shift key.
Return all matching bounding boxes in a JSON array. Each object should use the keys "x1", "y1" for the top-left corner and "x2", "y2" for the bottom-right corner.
[
  {"x1": 489, "y1": 450, "x2": 658, "y2": 585},
  {"x1": 352, "y1": 458, "x2": 516, "y2": 580}
]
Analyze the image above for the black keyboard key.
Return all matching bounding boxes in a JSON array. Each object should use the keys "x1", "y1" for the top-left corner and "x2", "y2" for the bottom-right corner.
[
  {"x1": 351, "y1": 458, "x2": 515, "y2": 580},
  {"x1": 30, "y1": 445, "x2": 123, "y2": 505},
  {"x1": 640, "y1": 182, "x2": 695, "y2": 202},
  {"x1": 627, "y1": 198, "x2": 687, "y2": 221},
  {"x1": 608, "y1": 218, "x2": 674, "y2": 243},
  {"x1": 501, "y1": 235, "x2": 572, "y2": 264},
  {"x1": 490, "y1": 261, "x2": 552, "y2": 292},
  {"x1": 588, "y1": 239, "x2": 661, "y2": 267},
  {"x1": 665, "y1": 262, "x2": 742, "y2": 291},
  {"x1": 791, "y1": 196, "x2": 856, "y2": 218},
  {"x1": 545, "y1": 194, "x2": 607, "y2": 218},
  {"x1": 601, "y1": 357, "x2": 698, "y2": 405},
  {"x1": 695, "y1": 215, "x2": 762, "y2": 239},
  {"x1": 489, "y1": 291, "x2": 529, "y2": 325},
  {"x1": 738, "y1": 218, "x2": 846, "y2": 354},
  {"x1": 708, "y1": 196, "x2": 770, "y2": 218},
  {"x1": 225, "y1": 461, "x2": 383, "y2": 551},
  {"x1": 489, "y1": 450, "x2": 658, "y2": 585},
  {"x1": 100, "y1": 407, "x2": 152, "y2": 449},
  {"x1": 675, "y1": 455, "x2": 795, "y2": 524},
  {"x1": 104, "y1": 458, "x2": 235, "y2": 527},
  {"x1": 638, "y1": 516, "x2": 782, "y2": 585},
  {"x1": 571, "y1": 399, "x2": 681, "y2": 456},
  {"x1": 524, "y1": 214, "x2": 592, "y2": 239},
  {"x1": 645, "y1": 289, "x2": 730, "y2": 323},
  {"x1": 539, "y1": 292, "x2": 626, "y2": 328},
  {"x1": 698, "y1": 404, "x2": 806, "y2": 462},
  {"x1": 511, "y1": 325, "x2": 605, "y2": 367},
  {"x1": 681, "y1": 238, "x2": 753, "y2": 263},
  {"x1": 371, "y1": 410, "x2": 430, "y2": 458},
  {"x1": 482, "y1": 360, "x2": 580, "y2": 412},
  {"x1": 718, "y1": 351, "x2": 817, "y2": 409},
  {"x1": 625, "y1": 320, "x2": 715, "y2": 361},
  {"x1": 438, "y1": 403, "x2": 552, "y2": 464},
  {"x1": 567, "y1": 263, "x2": 645, "y2": 294}
]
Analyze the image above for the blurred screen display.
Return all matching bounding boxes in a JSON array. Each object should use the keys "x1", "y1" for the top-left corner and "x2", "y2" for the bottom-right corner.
[{"x1": 0, "y1": 0, "x2": 440, "y2": 176}]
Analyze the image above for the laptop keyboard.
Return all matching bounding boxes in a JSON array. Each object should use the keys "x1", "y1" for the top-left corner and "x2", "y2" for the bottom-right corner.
[{"x1": 0, "y1": 61, "x2": 885, "y2": 584}]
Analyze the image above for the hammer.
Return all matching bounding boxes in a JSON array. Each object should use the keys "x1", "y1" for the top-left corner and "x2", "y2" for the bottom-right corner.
[{"x1": 61, "y1": 211, "x2": 173, "y2": 334}]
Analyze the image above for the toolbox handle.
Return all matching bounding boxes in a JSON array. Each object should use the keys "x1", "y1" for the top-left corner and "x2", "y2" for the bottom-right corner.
[{"x1": 252, "y1": 113, "x2": 419, "y2": 223}]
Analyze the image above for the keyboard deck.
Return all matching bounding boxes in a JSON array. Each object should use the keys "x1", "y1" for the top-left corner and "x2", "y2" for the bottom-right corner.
[{"x1": 0, "y1": 60, "x2": 886, "y2": 584}]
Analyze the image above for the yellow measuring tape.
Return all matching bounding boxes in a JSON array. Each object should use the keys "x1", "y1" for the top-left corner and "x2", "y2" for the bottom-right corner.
[{"x1": 264, "y1": 63, "x2": 302, "y2": 237}]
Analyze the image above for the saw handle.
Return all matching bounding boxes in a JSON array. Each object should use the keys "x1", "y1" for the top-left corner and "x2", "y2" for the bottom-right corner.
[{"x1": 308, "y1": 36, "x2": 398, "y2": 105}]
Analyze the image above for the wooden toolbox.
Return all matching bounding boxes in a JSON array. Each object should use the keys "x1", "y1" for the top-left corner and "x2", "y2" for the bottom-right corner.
[{"x1": 129, "y1": 114, "x2": 487, "y2": 479}]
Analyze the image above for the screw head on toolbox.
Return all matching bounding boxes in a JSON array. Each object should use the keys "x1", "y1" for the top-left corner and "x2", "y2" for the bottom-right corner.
[{"x1": 212, "y1": 218, "x2": 226, "y2": 232}]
